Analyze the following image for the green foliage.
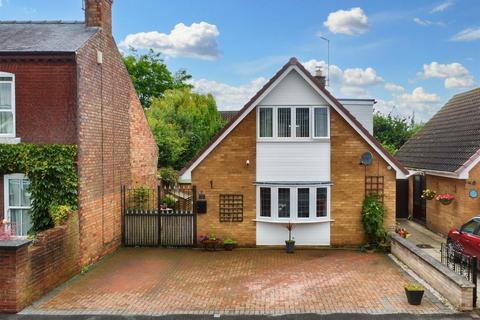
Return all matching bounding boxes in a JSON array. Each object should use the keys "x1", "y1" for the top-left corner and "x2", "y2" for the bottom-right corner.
[
  {"x1": 0, "y1": 144, "x2": 78, "y2": 233},
  {"x1": 373, "y1": 112, "x2": 424, "y2": 155},
  {"x1": 361, "y1": 194, "x2": 387, "y2": 244},
  {"x1": 123, "y1": 49, "x2": 192, "y2": 108},
  {"x1": 146, "y1": 88, "x2": 225, "y2": 169},
  {"x1": 163, "y1": 194, "x2": 177, "y2": 208},
  {"x1": 404, "y1": 283, "x2": 424, "y2": 291},
  {"x1": 49, "y1": 204, "x2": 73, "y2": 226},
  {"x1": 223, "y1": 238, "x2": 236, "y2": 245},
  {"x1": 129, "y1": 185, "x2": 150, "y2": 210},
  {"x1": 158, "y1": 167, "x2": 178, "y2": 187}
]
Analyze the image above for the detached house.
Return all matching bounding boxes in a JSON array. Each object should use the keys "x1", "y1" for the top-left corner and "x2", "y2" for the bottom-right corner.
[
  {"x1": 180, "y1": 58, "x2": 407, "y2": 246},
  {"x1": 0, "y1": 0, "x2": 157, "y2": 262},
  {"x1": 396, "y1": 88, "x2": 480, "y2": 235}
]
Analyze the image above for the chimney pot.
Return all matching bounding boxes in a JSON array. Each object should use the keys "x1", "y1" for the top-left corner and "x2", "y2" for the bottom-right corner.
[
  {"x1": 85, "y1": 0, "x2": 113, "y2": 36},
  {"x1": 314, "y1": 66, "x2": 326, "y2": 87}
]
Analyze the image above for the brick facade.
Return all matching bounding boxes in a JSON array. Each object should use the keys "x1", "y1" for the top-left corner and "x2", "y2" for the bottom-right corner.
[
  {"x1": 0, "y1": 212, "x2": 80, "y2": 313},
  {"x1": 191, "y1": 107, "x2": 396, "y2": 246}
]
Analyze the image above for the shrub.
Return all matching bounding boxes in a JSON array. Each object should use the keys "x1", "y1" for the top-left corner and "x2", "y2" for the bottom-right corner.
[
  {"x1": 49, "y1": 204, "x2": 73, "y2": 226},
  {"x1": 163, "y1": 194, "x2": 177, "y2": 208},
  {"x1": 158, "y1": 167, "x2": 178, "y2": 187},
  {"x1": 362, "y1": 194, "x2": 387, "y2": 244},
  {"x1": 129, "y1": 185, "x2": 151, "y2": 210}
]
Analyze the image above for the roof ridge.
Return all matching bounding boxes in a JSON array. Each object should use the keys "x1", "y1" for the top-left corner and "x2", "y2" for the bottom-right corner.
[{"x1": 0, "y1": 20, "x2": 85, "y2": 24}]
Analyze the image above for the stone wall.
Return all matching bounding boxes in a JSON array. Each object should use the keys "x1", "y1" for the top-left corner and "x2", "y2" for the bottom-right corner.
[{"x1": 0, "y1": 212, "x2": 80, "y2": 313}]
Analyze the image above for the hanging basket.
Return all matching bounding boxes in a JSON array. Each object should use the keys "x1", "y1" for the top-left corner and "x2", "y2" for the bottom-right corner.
[
  {"x1": 421, "y1": 189, "x2": 436, "y2": 200},
  {"x1": 439, "y1": 198, "x2": 454, "y2": 205},
  {"x1": 436, "y1": 193, "x2": 455, "y2": 206}
]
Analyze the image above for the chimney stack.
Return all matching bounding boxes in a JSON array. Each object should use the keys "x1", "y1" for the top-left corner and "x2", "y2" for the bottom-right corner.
[
  {"x1": 85, "y1": 0, "x2": 113, "y2": 36},
  {"x1": 314, "y1": 66, "x2": 326, "y2": 87}
]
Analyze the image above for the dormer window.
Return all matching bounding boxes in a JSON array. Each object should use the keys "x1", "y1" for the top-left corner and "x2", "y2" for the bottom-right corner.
[
  {"x1": 0, "y1": 72, "x2": 15, "y2": 137},
  {"x1": 257, "y1": 106, "x2": 329, "y2": 140}
]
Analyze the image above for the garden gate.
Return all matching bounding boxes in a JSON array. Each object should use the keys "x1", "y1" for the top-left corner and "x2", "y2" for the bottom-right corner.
[{"x1": 121, "y1": 184, "x2": 197, "y2": 247}]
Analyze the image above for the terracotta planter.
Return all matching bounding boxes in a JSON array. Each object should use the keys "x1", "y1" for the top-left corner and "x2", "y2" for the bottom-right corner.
[{"x1": 202, "y1": 239, "x2": 220, "y2": 251}]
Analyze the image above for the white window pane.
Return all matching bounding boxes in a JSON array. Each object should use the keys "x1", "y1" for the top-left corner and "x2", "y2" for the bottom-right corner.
[
  {"x1": 278, "y1": 188, "x2": 290, "y2": 218},
  {"x1": 297, "y1": 188, "x2": 309, "y2": 218},
  {"x1": 316, "y1": 188, "x2": 327, "y2": 217},
  {"x1": 10, "y1": 209, "x2": 31, "y2": 236},
  {"x1": 0, "y1": 83, "x2": 12, "y2": 109},
  {"x1": 259, "y1": 108, "x2": 273, "y2": 137},
  {"x1": 8, "y1": 179, "x2": 22, "y2": 206},
  {"x1": 296, "y1": 108, "x2": 310, "y2": 137},
  {"x1": 0, "y1": 111, "x2": 13, "y2": 134},
  {"x1": 260, "y1": 187, "x2": 271, "y2": 217},
  {"x1": 278, "y1": 108, "x2": 291, "y2": 137},
  {"x1": 22, "y1": 179, "x2": 31, "y2": 206},
  {"x1": 314, "y1": 108, "x2": 328, "y2": 137}
]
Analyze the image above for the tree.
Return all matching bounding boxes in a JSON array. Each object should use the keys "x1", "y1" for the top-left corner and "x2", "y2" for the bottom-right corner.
[
  {"x1": 373, "y1": 112, "x2": 424, "y2": 155},
  {"x1": 146, "y1": 88, "x2": 225, "y2": 170},
  {"x1": 123, "y1": 49, "x2": 192, "y2": 108}
]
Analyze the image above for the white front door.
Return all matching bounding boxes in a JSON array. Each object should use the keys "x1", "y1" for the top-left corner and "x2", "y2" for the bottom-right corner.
[{"x1": 4, "y1": 173, "x2": 32, "y2": 236}]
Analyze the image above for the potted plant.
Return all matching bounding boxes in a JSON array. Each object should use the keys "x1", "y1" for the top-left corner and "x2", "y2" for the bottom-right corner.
[
  {"x1": 421, "y1": 189, "x2": 436, "y2": 200},
  {"x1": 200, "y1": 234, "x2": 221, "y2": 251},
  {"x1": 223, "y1": 238, "x2": 237, "y2": 251},
  {"x1": 285, "y1": 222, "x2": 295, "y2": 254},
  {"x1": 436, "y1": 193, "x2": 455, "y2": 205},
  {"x1": 404, "y1": 283, "x2": 425, "y2": 305}
]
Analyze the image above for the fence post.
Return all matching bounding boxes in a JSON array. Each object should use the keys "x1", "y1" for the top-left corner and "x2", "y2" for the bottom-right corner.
[
  {"x1": 121, "y1": 185, "x2": 126, "y2": 246},
  {"x1": 473, "y1": 256, "x2": 477, "y2": 308},
  {"x1": 192, "y1": 185, "x2": 197, "y2": 246},
  {"x1": 157, "y1": 184, "x2": 162, "y2": 247}
]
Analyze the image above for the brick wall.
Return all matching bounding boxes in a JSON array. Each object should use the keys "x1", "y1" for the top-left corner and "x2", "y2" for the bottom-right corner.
[
  {"x1": 330, "y1": 108, "x2": 396, "y2": 246},
  {"x1": 190, "y1": 107, "x2": 397, "y2": 246},
  {"x1": 192, "y1": 110, "x2": 257, "y2": 246},
  {"x1": 76, "y1": 30, "x2": 157, "y2": 265},
  {"x1": 0, "y1": 56, "x2": 77, "y2": 144},
  {"x1": 0, "y1": 212, "x2": 80, "y2": 313}
]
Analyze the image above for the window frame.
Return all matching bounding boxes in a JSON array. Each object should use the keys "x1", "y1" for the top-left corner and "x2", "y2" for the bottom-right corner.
[
  {"x1": 257, "y1": 106, "x2": 329, "y2": 141},
  {"x1": 3, "y1": 173, "x2": 31, "y2": 237},
  {"x1": 256, "y1": 185, "x2": 330, "y2": 222},
  {"x1": 0, "y1": 72, "x2": 15, "y2": 138}
]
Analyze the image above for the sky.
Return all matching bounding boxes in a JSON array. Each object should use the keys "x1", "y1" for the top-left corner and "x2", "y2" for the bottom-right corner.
[{"x1": 1, "y1": 0, "x2": 479, "y2": 122}]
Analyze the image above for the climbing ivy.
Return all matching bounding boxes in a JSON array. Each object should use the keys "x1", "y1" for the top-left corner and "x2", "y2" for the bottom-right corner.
[{"x1": 0, "y1": 144, "x2": 78, "y2": 233}]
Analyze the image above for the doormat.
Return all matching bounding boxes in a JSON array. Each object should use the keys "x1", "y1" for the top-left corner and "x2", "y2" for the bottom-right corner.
[{"x1": 416, "y1": 244, "x2": 434, "y2": 249}]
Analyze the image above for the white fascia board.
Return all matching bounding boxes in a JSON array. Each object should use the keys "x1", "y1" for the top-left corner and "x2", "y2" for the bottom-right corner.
[
  {"x1": 290, "y1": 66, "x2": 407, "y2": 179},
  {"x1": 407, "y1": 168, "x2": 463, "y2": 179}
]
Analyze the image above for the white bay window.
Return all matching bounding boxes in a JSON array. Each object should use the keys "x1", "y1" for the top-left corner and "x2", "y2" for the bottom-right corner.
[
  {"x1": 0, "y1": 72, "x2": 15, "y2": 137},
  {"x1": 4, "y1": 174, "x2": 32, "y2": 237},
  {"x1": 258, "y1": 106, "x2": 329, "y2": 140}
]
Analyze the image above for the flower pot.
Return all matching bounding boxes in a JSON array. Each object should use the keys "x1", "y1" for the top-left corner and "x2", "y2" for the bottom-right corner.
[
  {"x1": 202, "y1": 239, "x2": 220, "y2": 251},
  {"x1": 439, "y1": 198, "x2": 453, "y2": 205},
  {"x1": 405, "y1": 288, "x2": 424, "y2": 305},
  {"x1": 285, "y1": 241, "x2": 295, "y2": 254},
  {"x1": 224, "y1": 243, "x2": 235, "y2": 251}
]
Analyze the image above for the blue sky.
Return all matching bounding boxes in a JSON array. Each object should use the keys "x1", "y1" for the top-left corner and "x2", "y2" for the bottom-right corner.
[{"x1": 1, "y1": 0, "x2": 479, "y2": 121}]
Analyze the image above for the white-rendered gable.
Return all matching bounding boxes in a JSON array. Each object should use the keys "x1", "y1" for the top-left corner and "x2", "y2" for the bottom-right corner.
[{"x1": 258, "y1": 69, "x2": 327, "y2": 106}]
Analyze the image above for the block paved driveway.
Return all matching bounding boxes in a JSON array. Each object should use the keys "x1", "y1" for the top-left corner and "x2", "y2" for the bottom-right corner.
[{"x1": 22, "y1": 248, "x2": 455, "y2": 316}]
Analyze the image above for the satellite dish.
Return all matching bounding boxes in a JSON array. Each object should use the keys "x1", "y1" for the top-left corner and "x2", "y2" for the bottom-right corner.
[{"x1": 360, "y1": 152, "x2": 373, "y2": 166}]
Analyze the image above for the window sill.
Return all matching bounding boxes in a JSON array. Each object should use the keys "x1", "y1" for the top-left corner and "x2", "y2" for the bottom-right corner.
[
  {"x1": 257, "y1": 138, "x2": 330, "y2": 143},
  {"x1": 0, "y1": 137, "x2": 21, "y2": 144},
  {"x1": 253, "y1": 218, "x2": 334, "y2": 224}
]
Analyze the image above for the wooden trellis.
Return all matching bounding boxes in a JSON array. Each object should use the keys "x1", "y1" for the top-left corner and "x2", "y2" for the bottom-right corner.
[{"x1": 365, "y1": 176, "x2": 384, "y2": 203}]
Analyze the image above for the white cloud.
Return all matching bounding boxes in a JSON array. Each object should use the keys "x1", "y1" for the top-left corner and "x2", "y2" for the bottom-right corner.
[
  {"x1": 384, "y1": 83, "x2": 405, "y2": 92},
  {"x1": 191, "y1": 77, "x2": 267, "y2": 110},
  {"x1": 120, "y1": 22, "x2": 220, "y2": 60},
  {"x1": 375, "y1": 88, "x2": 442, "y2": 122},
  {"x1": 413, "y1": 18, "x2": 432, "y2": 26},
  {"x1": 323, "y1": 7, "x2": 369, "y2": 35},
  {"x1": 431, "y1": 0, "x2": 454, "y2": 13},
  {"x1": 419, "y1": 61, "x2": 475, "y2": 88},
  {"x1": 451, "y1": 27, "x2": 480, "y2": 42}
]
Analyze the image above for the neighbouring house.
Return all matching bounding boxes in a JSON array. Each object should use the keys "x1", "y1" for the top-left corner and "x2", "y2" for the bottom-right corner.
[
  {"x1": 179, "y1": 58, "x2": 408, "y2": 246},
  {"x1": 0, "y1": 0, "x2": 157, "y2": 312},
  {"x1": 396, "y1": 88, "x2": 480, "y2": 235}
]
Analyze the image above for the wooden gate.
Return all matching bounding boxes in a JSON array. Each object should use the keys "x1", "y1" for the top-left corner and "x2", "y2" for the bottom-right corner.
[{"x1": 121, "y1": 184, "x2": 197, "y2": 247}]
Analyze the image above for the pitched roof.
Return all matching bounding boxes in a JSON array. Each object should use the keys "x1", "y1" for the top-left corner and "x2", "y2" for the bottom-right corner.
[
  {"x1": 219, "y1": 110, "x2": 239, "y2": 123},
  {"x1": 180, "y1": 57, "x2": 408, "y2": 179},
  {"x1": 396, "y1": 88, "x2": 480, "y2": 174},
  {"x1": 0, "y1": 21, "x2": 99, "y2": 53}
]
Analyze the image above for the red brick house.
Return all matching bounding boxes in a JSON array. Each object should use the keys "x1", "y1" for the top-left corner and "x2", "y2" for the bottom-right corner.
[
  {"x1": 180, "y1": 58, "x2": 408, "y2": 247},
  {"x1": 0, "y1": 0, "x2": 157, "y2": 262}
]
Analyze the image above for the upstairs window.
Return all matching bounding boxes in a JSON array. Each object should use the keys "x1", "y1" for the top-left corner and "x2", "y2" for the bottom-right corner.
[
  {"x1": 0, "y1": 72, "x2": 15, "y2": 136},
  {"x1": 277, "y1": 108, "x2": 291, "y2": 138},
  {"x1": 314, "y1": 107, "x2": 328, "y2": 138},
  {"x1": 296, "y1": 108, "x2": 310, "y2": 138},
  {"x1": 259, "y1": 108, "x2": 273, "y2": 137}
]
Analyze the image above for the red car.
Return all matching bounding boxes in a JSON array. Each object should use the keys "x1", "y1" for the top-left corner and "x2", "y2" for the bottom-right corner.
[{"x1": 448, "y1": 217, "x2": 480, "y2": 258}]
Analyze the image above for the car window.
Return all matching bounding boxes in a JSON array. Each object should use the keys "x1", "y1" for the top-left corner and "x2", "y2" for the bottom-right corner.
[{"x1": 461, "y1": 220, "x2": 480, "y2": 234}]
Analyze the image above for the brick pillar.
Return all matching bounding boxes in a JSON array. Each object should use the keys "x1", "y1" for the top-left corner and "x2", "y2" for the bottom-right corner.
[
  {"x1": 85, "y1": 0, "x2": 113, "y2": 36},
  {"x1": 0, "y1": 240, "x2": 31, "y2": 313}
]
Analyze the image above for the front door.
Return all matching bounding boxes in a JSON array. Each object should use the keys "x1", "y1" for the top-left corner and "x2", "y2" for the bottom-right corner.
[{"x1": 412, "y1": 175, "x2": 426, "y2": 224}]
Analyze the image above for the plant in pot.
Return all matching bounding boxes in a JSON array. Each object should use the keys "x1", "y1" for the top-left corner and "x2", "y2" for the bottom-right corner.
[
  {"x1": 436, "y1": 193, "x2": 455, "y2": 205},
  {"x1": 404, "y1": 283, "x2": 425, "y2": 305},
  {"x1": 223, "y1": 238, "x2": 237, "y2": 251},
  {"x1": 285, "y1": 222, "x2": 295, "y2": 253},
  {"x1": 200, "y1": 233, "x2": 221, "y2": 251},
  {"x1": 421, "y1": 189, "x2": 436, "y2": 200}
]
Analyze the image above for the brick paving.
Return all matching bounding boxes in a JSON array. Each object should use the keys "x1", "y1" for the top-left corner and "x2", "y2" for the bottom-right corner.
[{"x1": 22, "y1": 248, "x2": 455, "y2": 316}]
